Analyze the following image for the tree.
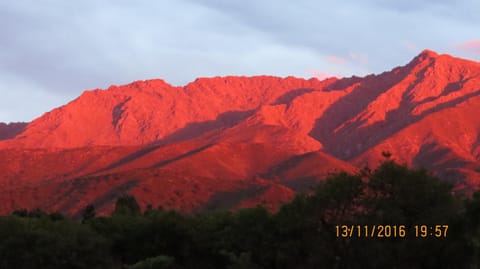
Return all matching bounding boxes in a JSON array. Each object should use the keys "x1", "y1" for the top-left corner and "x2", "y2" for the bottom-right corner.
[
  {"x1": 11, "y1": 209, "x2": 28, "y2": 217},
  {"x1": 113, "y1": 195, "x2": 141, "y2": 216},
  {"x1": 0, "y1": 216, "x2": 115, "y2": 269},
  {"x1": 272, "y1": 160, "x2": 470, "y2": 269},
  {"x1": 48, "y1": 212, "x2": 65, "y2": 221},
  {"x1": 144, "y1": 204, "x2": 154, "y2": 216},
  {"x1": 353, "y1": 160, "x2": 468, "y2": 268},
  {"x1": 82, "y1": 204, "x2": 96, "y2": 223},
  {"x1": 27, "y1": 208, "x2": 47, "y2": 218}
]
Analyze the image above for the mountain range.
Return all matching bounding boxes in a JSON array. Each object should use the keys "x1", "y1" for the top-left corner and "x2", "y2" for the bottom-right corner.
[{"x1": 1, "y1": 49, "x2": 479, "y2": 216}]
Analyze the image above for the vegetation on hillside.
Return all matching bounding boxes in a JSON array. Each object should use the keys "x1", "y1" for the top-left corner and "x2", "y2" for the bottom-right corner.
[{"x1": 1, "y1": 160, "x2": 479, "y2": 268}]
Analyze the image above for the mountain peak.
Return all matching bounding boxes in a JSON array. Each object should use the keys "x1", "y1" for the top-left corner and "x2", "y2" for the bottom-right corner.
[
  {"x1": 419, "y1": 49, "x2": 439, "y2": 58},
  {"x1": 402, "y1": 49, "x2": 446, "y2": 72},
  {"x1": 409, "y1": 49, "x2": 440, "y2": 65}
]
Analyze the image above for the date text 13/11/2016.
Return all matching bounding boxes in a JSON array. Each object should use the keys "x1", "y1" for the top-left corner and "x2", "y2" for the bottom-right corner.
[{"x1": 335, "y1": 225, "x2": 449, "y2": 238}]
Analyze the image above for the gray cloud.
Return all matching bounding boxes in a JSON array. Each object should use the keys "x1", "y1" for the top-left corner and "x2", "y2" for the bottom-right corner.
[
  {"x1": 187, "y1": 0, "x2": 479, "y2": 64},
  {"x1": 0, "y1": 0, "x2": 478, "y2": 122}
]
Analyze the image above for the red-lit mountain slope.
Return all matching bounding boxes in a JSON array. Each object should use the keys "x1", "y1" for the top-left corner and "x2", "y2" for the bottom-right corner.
[{"x1": 0, "y1": 50, "x2": 479, "y2": 215}]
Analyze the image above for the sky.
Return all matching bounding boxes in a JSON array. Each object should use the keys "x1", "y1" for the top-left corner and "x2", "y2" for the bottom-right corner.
[{"x1": 0, "y1": 0, "x2": 479, "y2": 123}]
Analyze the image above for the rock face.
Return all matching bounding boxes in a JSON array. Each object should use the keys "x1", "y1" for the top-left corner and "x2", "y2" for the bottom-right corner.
[{"x1": 0, "y1": 49, "x2": 479, "y2": 215}]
